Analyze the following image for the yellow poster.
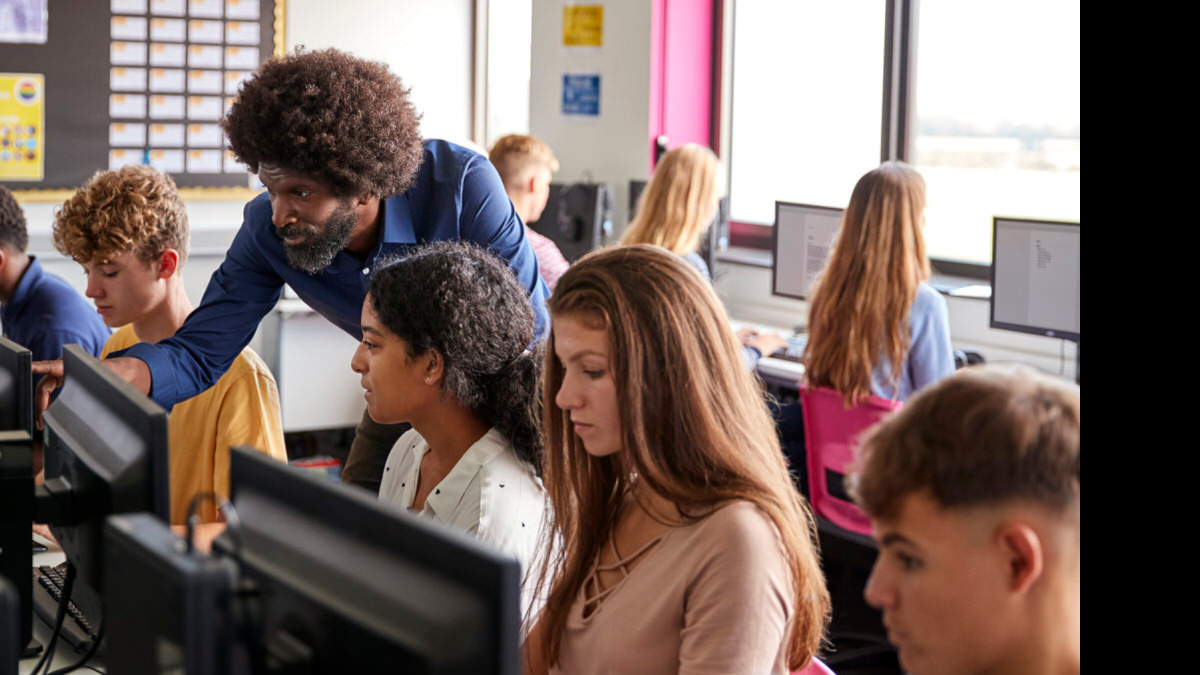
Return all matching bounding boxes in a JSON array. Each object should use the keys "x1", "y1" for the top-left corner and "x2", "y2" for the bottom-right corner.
[
  {"x1": 563, "y1": 5, "x2": 603, "y2": 47},
  {"x1": 0, "y1": 73, "x2": 45, "y2": 181}
]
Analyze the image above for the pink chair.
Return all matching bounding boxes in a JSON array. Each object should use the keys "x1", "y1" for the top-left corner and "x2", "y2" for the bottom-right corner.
[
  {"x1": 800, "y1": 385, "x2": 901, "y2": 536},
  {"x1": 792, "y1": 656, "x2": 837, "y2": 675}
]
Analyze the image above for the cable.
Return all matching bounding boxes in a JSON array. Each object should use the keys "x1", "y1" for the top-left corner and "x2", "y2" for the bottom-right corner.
[
  {"x1": 30, "y1": 562, "x2": 75, "y2": 675},
  {"x1": 45, "y1": 615, "x2": 105, "y2": 675},
  {"x1": 185, "y1": 491, "x2": 243, "y2": 559}
]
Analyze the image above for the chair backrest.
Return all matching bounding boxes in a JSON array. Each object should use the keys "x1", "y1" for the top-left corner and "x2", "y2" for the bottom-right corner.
[
  {"x1": 792, "y1": 656, "x2": 836, "y2": 675},
  {"x1": 800, "y1": 385, "x2": 901, "y2": 536}
]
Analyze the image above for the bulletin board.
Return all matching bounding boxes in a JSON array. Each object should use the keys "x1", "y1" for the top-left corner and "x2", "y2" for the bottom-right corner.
[{"x1": 0, "y1": 0, "x2": 284, "y2": 201}]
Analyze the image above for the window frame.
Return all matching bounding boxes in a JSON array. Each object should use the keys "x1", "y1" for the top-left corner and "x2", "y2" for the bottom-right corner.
[{"x1": 723, "y1": 0, "x2": 996, "y2": 281}]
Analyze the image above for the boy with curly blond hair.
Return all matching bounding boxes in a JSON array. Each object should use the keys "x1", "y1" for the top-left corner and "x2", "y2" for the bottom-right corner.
[{"x1": 52, "y1": 165, "x2": 287, "y2": 526}]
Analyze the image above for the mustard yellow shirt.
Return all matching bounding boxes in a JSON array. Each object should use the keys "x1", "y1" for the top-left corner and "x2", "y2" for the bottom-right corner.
[{"x1": 103, "y1": 325, "x2": 288, "y2": 524}]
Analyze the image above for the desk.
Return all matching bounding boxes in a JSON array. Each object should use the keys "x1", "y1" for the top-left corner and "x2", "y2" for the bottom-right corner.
[{"x1": 20, "y1": 541, "x2": 102, "y2": 675}]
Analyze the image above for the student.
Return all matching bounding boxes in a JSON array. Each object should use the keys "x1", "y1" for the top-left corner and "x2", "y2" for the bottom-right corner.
[
  {"x1": 51, "y1": 165, "x2": 288, "y2": 526},
  {"x1": 353, "y1": 241, "x2": 547, "y2": 618},
  {"x1": 853, "y1": 365, "x2": 1080, "y2": 675},
  {"x1": 803, "y1": 161, "x2": 954, "y2": 403},
  {"x1": 776, "y1": 162, "x2": 955, "y2": 485},
  {"x1": 0, "y1": 184, "x2": 109, "y2": 363},
  {"x1": 621, "y1": 143, "x2": 787, "y2": 363},
  {"x1": 524, "y1": 244, "x2": 830, "y2": 675},
  {"x1": 34, "y1": 48, "x2": 551, "y2": 496},
  {"x1": 489, "y1": 134, "x2": 571, "y2": 290}
]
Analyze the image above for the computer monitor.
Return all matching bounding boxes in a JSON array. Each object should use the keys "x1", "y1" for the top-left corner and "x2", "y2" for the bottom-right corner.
[
  {"x1": 990, "y1": 217, "x2": 1080, "y2": 341},
  {"x1": 0, "y1": 339, "x2": 35, "y2": 658},
  {"x1": 104, "y1": 513, "x2": 237, "y2": 675},
  {"x1": 527, "y1": 182, "x2": 614, "y2": 262},
  {"x1": 212, "y1": 445, "x2": 522, "y2": 674},
  {"x1": 1, "y1": 575, "x2": 18, "y2": 675},
  {"x1": 0, "y1": 337, "x2": 32, "y2": 435},
  {"x1": 772, "y1": 201, "x2": 843, "y2": 300},
  {"x1": 39, "y1": 344, "x2": 170, "y2": 627},
  {"x1": 990, "y1": 217, "x2": 1080, "y2": 383}
]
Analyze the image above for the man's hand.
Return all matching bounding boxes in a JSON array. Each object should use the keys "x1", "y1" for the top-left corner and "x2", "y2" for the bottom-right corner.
[{"x1": 33, "y1": 356, "x2": 152, "y2": 429}]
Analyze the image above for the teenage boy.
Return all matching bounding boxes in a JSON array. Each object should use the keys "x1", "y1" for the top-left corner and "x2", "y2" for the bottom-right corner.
[
  {"x1": 52, "y1": 165, "x2": 288, "y2": 525},
  {"x1": 489, "y1": 134, "x2": 570, "y2": 290},
  {"x1": 36, "y1": 48, "x2": 549, "y2": 495},
  {"x1": 853, "y1": 366, "x2": 1080, "y2": 675},
  {"x1": 0, "y1": 184, "x2": 109, "y2": 362}
]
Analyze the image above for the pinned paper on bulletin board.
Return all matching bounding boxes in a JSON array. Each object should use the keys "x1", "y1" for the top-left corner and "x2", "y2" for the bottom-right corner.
[
  {"x1": 562, "y1": 74, "x2": 600, "y2": 117},
  {"x1": 0, "y1": 73, "x2": 45, "y2": 180},
  {"x1": 562, "y1": 4, "x2": 603, "y2": 48}
]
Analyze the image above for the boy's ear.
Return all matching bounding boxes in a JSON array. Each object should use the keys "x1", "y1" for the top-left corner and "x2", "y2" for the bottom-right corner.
[
  {"x1": 998, "y1": 522, "x2": 1045, "y2": 595},
  {"x1": 157, "y1": 249, "x2": 180, "y2": 279},
  {"x1": 526, "y1": 174, "x2": 539, "y2": 196},
  {"x1": 0, "y1": 246, "x2": 8, "y2": 272}
]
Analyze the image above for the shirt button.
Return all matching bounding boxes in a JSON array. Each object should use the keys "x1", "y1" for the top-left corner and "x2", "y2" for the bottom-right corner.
[{"x1": 362, "y1": 267, "x2": 369, "y2": 275}]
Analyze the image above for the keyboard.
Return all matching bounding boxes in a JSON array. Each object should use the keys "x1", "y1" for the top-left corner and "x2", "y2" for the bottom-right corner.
[
  {"x1": 771, "y1": 333, "x2": 809, "y2": 364},
  {"x1": 32, "y1": 563, "x2": 101, "y2": 654}
]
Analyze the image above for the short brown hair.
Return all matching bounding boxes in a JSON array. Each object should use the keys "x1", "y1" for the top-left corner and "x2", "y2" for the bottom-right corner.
[
  {"x1": 853, "y1": 365, "x2": 1080, "y2": 519},
  {"x1": 488, "y1": 134, "x2": 559, "y2": 189},
  {"x1": 53, "y1": 165, "x2": 189, "y2": 266}
]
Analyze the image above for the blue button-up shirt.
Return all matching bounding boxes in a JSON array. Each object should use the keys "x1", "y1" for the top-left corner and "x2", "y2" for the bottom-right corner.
[
  {"x1": 118, "y1": 139, "x2": 550, "y2": 410},
  {"x1": 1, "y1": 256, "x2": 110, "y2": 362}
]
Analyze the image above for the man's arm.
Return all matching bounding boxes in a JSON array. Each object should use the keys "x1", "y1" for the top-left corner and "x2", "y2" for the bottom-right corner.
[
  {"x1": 458, "y1": 153, "x2": 552, "y2": 339},
  {"x1": 115, "y1": 200, "x2": 286, "y2": 409}
]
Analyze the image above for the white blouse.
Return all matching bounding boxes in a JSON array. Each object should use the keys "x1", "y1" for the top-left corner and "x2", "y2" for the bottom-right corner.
[{"x1": 378, "y1": 427, "x2": 550, "y2": 621}]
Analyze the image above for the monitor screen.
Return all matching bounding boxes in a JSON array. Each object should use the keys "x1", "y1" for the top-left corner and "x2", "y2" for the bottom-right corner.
[
  {"x1": 990, "y1": 217, "x2": 1080, "y2": 341},
  {"x1": 772, "y1": 202, "x2": 843, "y2": 300},
  {"x1": 0, "y1": 337, "x2": 32, "y2": 436},
  {"x1": 41, "y1": 345, "x2": 170, "y2": 624},
  {"x1": 216, "y1": 446, "x2": 522, "y2": 674}
]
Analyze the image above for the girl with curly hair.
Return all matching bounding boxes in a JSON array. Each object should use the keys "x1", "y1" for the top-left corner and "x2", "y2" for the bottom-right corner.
[{"x1": 352, "y1": 241, "x2": 548, "y2": 620}]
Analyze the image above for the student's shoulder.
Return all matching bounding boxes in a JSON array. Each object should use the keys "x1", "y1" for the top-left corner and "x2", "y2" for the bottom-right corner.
[
  {"x1": 912, "y1": 282, "x2": 949, "y2": 317},
  {"x1": 687, "y1": 500, "x2": 784, "y2": 554},
  {"x1": 214, "y1": 346, "x2": 279, "y2": 392}
]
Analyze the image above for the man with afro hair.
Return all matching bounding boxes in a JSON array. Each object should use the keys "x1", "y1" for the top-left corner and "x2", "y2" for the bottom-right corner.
[{"x1": 36, "y1": 48, "x2": 550, "y2": 494}]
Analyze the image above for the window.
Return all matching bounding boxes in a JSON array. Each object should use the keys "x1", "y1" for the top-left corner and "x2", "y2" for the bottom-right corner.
[
  {"x1": 729, "y1": 2, "x2": 886, "y2": 225},
  {"x1": 484, "y1": 0, "x2": 534, "y2": 149},
  {"x1": 727, "y1": 0, "x2": 1080, "y2": 267},
  {"x1": 913, "y1": 0, "x2": 1080, "y2": 264}
]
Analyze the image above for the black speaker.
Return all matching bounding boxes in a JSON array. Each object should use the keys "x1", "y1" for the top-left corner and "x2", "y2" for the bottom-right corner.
[{"x1": 527, "y1": 182, "x2": 614, "y2": 262}]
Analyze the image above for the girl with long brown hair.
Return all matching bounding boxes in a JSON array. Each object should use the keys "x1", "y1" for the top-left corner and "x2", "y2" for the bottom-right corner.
[
  {"x1": 802, "y1": 161, "x2": 954, "y2": 403},
  {"x1": 524, "y1": 244, "x2": 830, "y2": 674}
]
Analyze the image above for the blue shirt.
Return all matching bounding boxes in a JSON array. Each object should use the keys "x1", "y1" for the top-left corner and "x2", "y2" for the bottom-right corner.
[
  {"x1": 1, "y1": 256, "x2": 110, "y2": 362},
  {"x1": 118, "y1": 139, "x2": 550, "y2": 410},
  {"x1": 871, "y1": 282, "x2": 955, "y2": 401}
]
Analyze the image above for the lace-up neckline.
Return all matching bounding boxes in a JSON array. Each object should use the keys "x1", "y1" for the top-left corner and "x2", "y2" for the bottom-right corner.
[{"x1": 579, "y1": 532, "x2": 667, "y2": 621}]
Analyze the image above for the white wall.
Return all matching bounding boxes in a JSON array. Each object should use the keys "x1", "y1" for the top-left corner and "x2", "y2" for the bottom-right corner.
[
  {"x1": 287, "y1": 0, "x2": 474, "y2": 144},
  {"x1": 529, "y1": 0, "x2": 654, "y2": 234}
]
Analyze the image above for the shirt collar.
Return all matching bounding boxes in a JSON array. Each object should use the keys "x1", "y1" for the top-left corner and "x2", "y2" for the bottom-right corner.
[
  {"x1": 3, "y1": 256, "x2": 44, "y2": 316},
  {"x1": 423, "y1": 428, "x2": 508, "y2": 520},
  {"x1": 378, "y1": 192, "x2": 416, "y2": 247}
]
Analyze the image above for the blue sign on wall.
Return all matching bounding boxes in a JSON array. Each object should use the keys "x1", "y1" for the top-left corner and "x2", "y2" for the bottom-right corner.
[{"x1": 562, "y1": 74, "x2": 601, "y2": 116}]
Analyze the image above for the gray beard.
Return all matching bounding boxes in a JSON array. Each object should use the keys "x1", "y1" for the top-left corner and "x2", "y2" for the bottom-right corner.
[{"x1": 279, "y1": 208, "x2": 357, "y2": 275}]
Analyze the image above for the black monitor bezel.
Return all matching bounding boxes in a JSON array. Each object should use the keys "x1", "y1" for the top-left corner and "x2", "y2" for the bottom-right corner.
[
  {"x1": 222, "y1": 446, "x2": 523, "y2": 675},
  {"x1": 771, "y1": 200, "x2": 844, "y2": 301},
  {"x1": 42, "y1": 344, "x2": 170, "y2": 616},
  {"x1": 989, "y1": 216, "x2": 1080, "y2": 342},
  {"x1": 0, "y1": 336, "x2": 33, "y2": 436}
]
